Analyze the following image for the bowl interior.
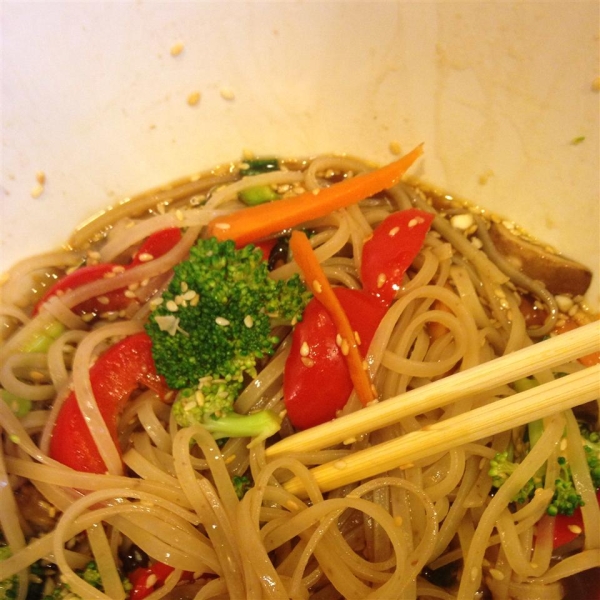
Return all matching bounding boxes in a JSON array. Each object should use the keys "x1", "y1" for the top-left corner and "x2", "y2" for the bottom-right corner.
[{"x1": 1, "y1": 1, "x2": 598, "y2": 306}]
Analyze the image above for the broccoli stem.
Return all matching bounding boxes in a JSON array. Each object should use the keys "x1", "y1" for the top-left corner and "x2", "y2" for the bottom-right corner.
[
  {"x1": 203, "y1": 410, "x2": 282, "y2": 445},
  {"x1": 21, "y1": 319, "x2": 65, "y2": 353},
  {"x1": 238, "y1": 185, "x2": 280, "y2": 206}
]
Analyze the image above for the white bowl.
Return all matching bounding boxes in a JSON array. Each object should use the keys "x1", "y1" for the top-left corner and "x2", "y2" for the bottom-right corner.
[{"x1": 1, "y1": 1, "x2": 598, "y2": 306}]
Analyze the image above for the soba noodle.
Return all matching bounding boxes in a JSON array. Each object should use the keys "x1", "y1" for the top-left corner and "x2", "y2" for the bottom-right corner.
[{"x1": 0, "y1": 154, "x2": 598, "y2": 600}]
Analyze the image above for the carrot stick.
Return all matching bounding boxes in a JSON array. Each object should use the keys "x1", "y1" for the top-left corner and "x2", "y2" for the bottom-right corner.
[
  {"x1": 289, "y1": 230, "x2": 375, "y2": 407},
  {"x1": 207, "y1": 144, "x2": 424, "y2": 246}
]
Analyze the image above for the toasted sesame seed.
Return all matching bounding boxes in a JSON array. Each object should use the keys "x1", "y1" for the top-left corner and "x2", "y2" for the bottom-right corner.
[
  {"x1": 170, "y1": 41, "x2": 184, "y2": 56},
  {"x1": 560, "y1": 438, "x2": 568, "y2": 451},
  {"x1": 301, "y1": 356, "x2": 314, "y2": 368},
  {"x1": 187, "y1": 91, "x2": 201, "y2": 106},
  {"x1": 146, "y1": 574, "x2": 158, "y2": 588},
  {"x1": 408, "y1": 217, "x2": 425, "y2": 228},
  {"x1": 31, "y1": 183, "x2": 44, "y2": 198},
  {"x1": 377, "y1": 273, "x2": 386, "y2": 288},
  {"x1": 124, "y1": 290, "x2": 137, "y2": 299},
  {"x1": 343, "y1": 437, "x2": 357, "y2": 445},
  {"x1": 334, "y1": 460, "x2": 347, "y2": 470},
  {"x1": 112, "y1": 265, "x2": 126, "y2": 274},
  {"x1": 97, "y1": 296, "x2": 110, "y2": 305},
  {"x1": 489, "y1": 568, "x2": 504, "y2": 581},
  {"x1": 300, "y1": 341, "x2": 310, "y2": 356},
  {"x1": 166, "y1": 300, "x2": 178, "y2": 312},
  {"x1": 340, "y1": 339, "x2": 350, "y2": 356},
  {"x1": 567, "y1": 524, "x2": 582, "y2": 535},
  {"x1": 450, "y1": 213, "x2": 474, "y2": 231},
  {"x1": 388, "y1": 226, "x2": 400, "y2": 237},
  {"x1": 286, "y1": 500, "x2": 300, "y2": 511},
  {"x1": 215, "y1": 222, "x2": 231, "y2": 230},
  {"x1": 313, "y1": 280, "x2": 323, "y2": 293},
  {"x1": 190, "y1": 295, "x2": 200, "y2": 306},
  {"x1": 335, "y1": 334, "x2": 342, "y2": 347},
  {"x1": 184, "y1": 400, "x2": 196, "y2": 411},
  {"x1": 137, "y1": 252, "x2": 154, "y2": 263},
  {"x1": 354, "y1": 331, "x2": 361, "y2": 345},
  {"x1": 180, "y1": 281, "x2": 189, "y2": 292},
  {"x1": 220, "y1": 87, "x2": 235, "y2": 100},
  {"x1": 215, "y1": 317, "x2": 230, "y2": 326},
  {"x1": 182, "y1": 290, "x2": 197, "y2": 301}
]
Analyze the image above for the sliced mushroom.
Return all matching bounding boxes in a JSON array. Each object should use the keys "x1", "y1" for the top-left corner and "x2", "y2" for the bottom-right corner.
[{"x1": 488, "y1": 223, "x2": 592, "y2": 296}]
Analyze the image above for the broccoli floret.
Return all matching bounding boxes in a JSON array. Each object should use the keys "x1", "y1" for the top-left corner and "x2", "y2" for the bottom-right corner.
[
  {"x1": 488, "y1": 449, "x2": 540, "y2": 504},
  {"x1": 43, "y1": 561, "x2": 131, "y2": 600},
  {"x1": 232, "y1": 475, "x2": 252, "y2": 499},
  {"x1": 489, "y1": 410, "x2": 600, "y2": 516},
  {"x1": 0, "y1": 546, "x2": 18, "y2": 600},
  {"x1": 146, "y1": 237, "x2": 311, "y2": 440},
  {"x1": 580, "y1": 422, "x2": 600, "y2": 489}
]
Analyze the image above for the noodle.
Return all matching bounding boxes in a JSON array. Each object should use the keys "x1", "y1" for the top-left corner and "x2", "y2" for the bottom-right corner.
[{"x1": 0, "y1": 153, "x2": 598, "y2": 600}]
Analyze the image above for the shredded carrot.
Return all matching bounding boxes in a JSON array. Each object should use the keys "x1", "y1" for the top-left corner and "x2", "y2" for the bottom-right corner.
[
  {"x1": 207, "y1": 145, "x2": 424, "y2": 246},
  {"x1": 289, "y1": 230, "x2": 375, "y2": 407},
  {"x1": 554, "y1": 318, "x2": 600, "y2": 366}
]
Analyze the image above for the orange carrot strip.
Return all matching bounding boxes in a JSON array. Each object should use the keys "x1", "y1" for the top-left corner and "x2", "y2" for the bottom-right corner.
[
  {"x1": 554, "y1": 318, "x2": 600, "y2": 366},
  {"x1": 289, "y1": 230, "x2": 375, "y2": 407},
  {"x1": 207, "y1": 145, "x2": 424, "y2": 246}
]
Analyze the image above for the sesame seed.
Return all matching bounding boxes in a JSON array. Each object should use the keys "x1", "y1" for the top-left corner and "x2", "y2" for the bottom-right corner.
[
  {"x1": 299, "y1": 342, "x2": 310, "y2": 356},
  {"x1": 215, "y1": 317, "x2": 230, "y2": 326},
  {"x1": 146, "y1": 574, "x2": 157, "y2": 588},
  {"x1": 182, "y1": 290, "x2": 197, "y2": 301},
  {"x1": 313, "y1": 280, "x2": 323, "y2": 293},
  {"x1": 388, "y1": 226, "x2": 400, "y2": 237},
  {"x1": 343, "y1": 437, "x2": 357, "y2": 445},
  {"x1": 567, "y1": 524, "x2": 582, "y2": 535},
  {"x1": 190, "y1": 295, "x2": 200, "y2": 307},
  {"x1": 220, "y1": 87, "x2": 235, "y2": 100},
  {"x1": 450, "y1": 213, "x2": 474, "y2": 230},
  {"x1": 376, "y1": 273, "x2": 386, "y2": 288},
  {"x1": 489, "y1": 568, "x2": 504, "y2": 581},
  {"x1": 81, "y1": 313, "x2": 95, "y2": 322},
  {"x1": 180, "y1": 281, "x2": 189, "y2": 292},
  {"x1": 175, "y1": 209, "x2": 184, "y2": 221},
  {"x1": 408, "y1": 217, "x2": 425, "y2": 228},
  {"x1": 335, "y1": 334, "x2": 342, "y2": 347},
  {"x1": 166, "y1": 300, "x2": 178, "y2": 312},
  {"x1": 334, "y1": 460, "x2": 347, "y2": 470},
  {"x1": 170, "y1": 41, "x2": 184, "y2": 56},
  {"x1": 301, "y1": 356, "x2": 314, "y2": 368},
  {"x1": 184, "y1": 400, "x2": 196, "y2": 411},
  {"x1": 31, "y1": 183, "x2": 44, "y2": 198},
  {"x1": 354, "y1": 331, "x2": 361, "y2": 345},
  {"x1": 311, "y1": 188, "x2": 320, "y2": 196},
  {"x1": 137, "y1": 252, "x2": 154, "y2": 263},
  {"x1": 97, "y1": 296, "x2": 110, "y2": 305},
  {"x1": 112, "y1": 265, "x2": 126, "y2": 274},
  {"x1": 187, "y1": 91, "x2": 201, "y2": 106},
  {"x1": 244, "y1": 315, "x2": 254, "y2": 328},
  {"x1": 124, "y1": 290, "x2": 137, "y2": 299},
  {"x1": 215, "y1": 222, "x2": 231, "y2": 230},
  {"x1": 560, "y1": 438, "x2": 568, "y2": 451},
  {"x1": 340, "y1": 339, "x2": 350, "y2": 356},
  {"x1": 286, "y1": 500, "x2": 299, "y2": 511}
]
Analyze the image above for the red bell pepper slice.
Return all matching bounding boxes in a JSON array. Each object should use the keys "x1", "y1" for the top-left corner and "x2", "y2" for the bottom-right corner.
[
  {"x1": 129, "y1": 561, "x2": 194, "y2": 600},
  {"x1": 361, "y1": 208, "x2": 434, "y2": 304},
  {"x1": 49, "y1": 332, "x2": 168, "y2": 473},
  {"x1": 283, "y1": 288, "x2": 387, "y2": 430},
  {"x1": 34, "y1": 228, "x2": 182, "y2": 315},
  {"x1": 552, "y1": 489, "x2": 600, "y2": 548}
]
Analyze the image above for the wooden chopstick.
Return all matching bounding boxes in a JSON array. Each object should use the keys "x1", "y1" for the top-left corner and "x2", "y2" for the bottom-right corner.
[
  {"x1": 267, "y1": 320, "x2": 600, "y2": 458},
  {"x1": 282, "y1": 364, "x2": 600, "y2": 496}
]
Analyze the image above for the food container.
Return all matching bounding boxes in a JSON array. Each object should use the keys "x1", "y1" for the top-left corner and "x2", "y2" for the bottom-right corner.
[{"x1": 2, "y1": 1, "x2": 598, "y2": 306}]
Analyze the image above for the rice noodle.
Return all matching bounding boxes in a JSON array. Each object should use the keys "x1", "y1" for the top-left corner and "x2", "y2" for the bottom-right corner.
[{"x1": 0, "y1": 154, "x2": 596, "y2": 600}]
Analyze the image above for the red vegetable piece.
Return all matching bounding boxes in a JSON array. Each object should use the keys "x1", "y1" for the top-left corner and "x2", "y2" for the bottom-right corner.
[
  {"x1": 284, "y1": 288, "x2": 387, "y2": 430},
  {"x1": 34, "y1": 228, "x2": 182, "y2": 316},
  {"x1": 49, "y1": 332, "x2": 168, "y2": 473},
  {"x1": 552, "y1": 489, "x2": 600, "y2": 548},
  {"x1": 130, "y1": 561, "x2": 194, "y2": 600},
  {"x1": 130, "y1": 227, "x2": 182, "y2": 267},
  {"x1": 361, "y1": 208, "x2": 434, "y2": 303},
  {"x1": 252, "y1": 238, "x2": 277, "y2": 263}
]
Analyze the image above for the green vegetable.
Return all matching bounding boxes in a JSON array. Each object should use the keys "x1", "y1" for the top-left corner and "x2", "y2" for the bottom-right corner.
[
  {"x1": 0, "y1": 546, "x2": 17, "y2": 600},
  {"x1": 232, "y1": 475, "x2": 252, "y2": 499},
  {"x1": 240, "y1": 158, "x2": 279, "y2": 176},
  {"x1": 146, "y1": 237, "x2": 311, "y2": 441},
  {"x1": 1, "y1": 390, "x2": 31, "y2": 418},
  {"x1": 238, "y1": 185, "x2": 280, "y2": 206},
  {"x1": 489, "y1": 397, "x2": 600, "y2": 517},
  {"x1": 20, "y1": 320, "x2": 65, "y2": 354},
  {"x1": 43, "y1": 561, "x2": 131, "y2": 599}
]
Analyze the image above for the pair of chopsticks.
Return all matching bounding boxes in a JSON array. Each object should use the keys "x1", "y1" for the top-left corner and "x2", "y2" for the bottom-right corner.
[{"x1": 266, "y1": 321, "x2": 600, "y2": 496}]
